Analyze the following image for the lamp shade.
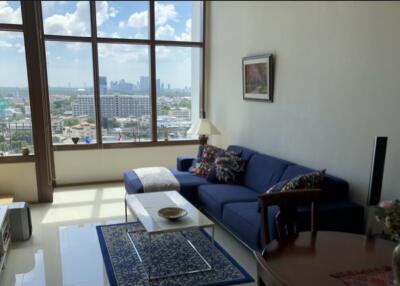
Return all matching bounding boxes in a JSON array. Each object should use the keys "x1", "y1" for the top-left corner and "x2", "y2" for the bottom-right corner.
[{"x1": 187, "y1": 118, "x2": 221, "y2": 136}]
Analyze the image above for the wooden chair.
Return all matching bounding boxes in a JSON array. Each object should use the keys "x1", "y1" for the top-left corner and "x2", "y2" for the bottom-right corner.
[{"x1": 254, "y1": 189, "x2": 321, "y2": 286}]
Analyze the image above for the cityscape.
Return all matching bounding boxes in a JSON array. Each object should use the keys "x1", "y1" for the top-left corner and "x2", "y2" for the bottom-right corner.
[{"x1": 0, "y1": 76, "x2": 195, "y2": 155}]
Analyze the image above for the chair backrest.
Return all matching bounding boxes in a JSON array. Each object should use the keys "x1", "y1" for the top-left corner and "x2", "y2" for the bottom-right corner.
[{"x1": 259, "y1": 189, "x2": 321, "y2": 248}]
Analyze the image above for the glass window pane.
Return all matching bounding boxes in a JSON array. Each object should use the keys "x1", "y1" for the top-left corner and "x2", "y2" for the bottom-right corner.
[
  {"x1": 0, "y1": 31, "x2": 34, "y2": 156},
  {"x1": 45, "y1": 41, "x2": 96, "y2": 145},
  {"x1": 98, "y1": 43, "x2": 151, "y2": 143},
  {"x1": 96, "y1": 1, "x2": 149, "y2": 39},
  {"x1": 42, "y1": 1, "x2": 91, "y2": 37},
  {"x1": 0, "y1": 1, "x2": 22, "y2": 24},
  {"x1": 155, "y1": 1, "x2": 203, "y2": 42},
  {"x1": 156, "y1": 46, "x2": 201, "y2": 141}
]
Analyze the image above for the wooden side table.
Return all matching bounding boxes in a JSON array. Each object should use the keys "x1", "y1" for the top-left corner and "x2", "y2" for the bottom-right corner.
[{"x1": 256, "y1": 231, "x2": 396, "y2": 286}]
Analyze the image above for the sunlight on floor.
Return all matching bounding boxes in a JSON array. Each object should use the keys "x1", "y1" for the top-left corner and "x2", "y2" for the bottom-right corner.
[
  {"x1": 0, "y1": 183, "x2": 256, "y2": 286},
  {"x1": 42, "y1": 184, "x2": 126, "y2": 224}
]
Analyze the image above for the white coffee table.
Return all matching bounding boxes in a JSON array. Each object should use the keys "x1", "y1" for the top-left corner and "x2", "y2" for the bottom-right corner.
[{"x1": 124, "y1": 191, "x2": 215, "y2": 280}]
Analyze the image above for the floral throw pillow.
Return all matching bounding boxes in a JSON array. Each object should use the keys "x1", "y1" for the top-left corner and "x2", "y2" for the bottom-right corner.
[
  {"x1": 280, "y1": 169, "x2": 326, "y2": 192},
  {"x1": 258, "y1": 170, "x2": 326, "y2": 212},
  {"x1": 189, "y1": 145, "x2": 206, "y2": 173},
  {"x1": 207, "y1": 152, "x2": 245, "y2": 184},
  {"x1": 191, "y1": 144, "x2": 225, "y2": 176}
]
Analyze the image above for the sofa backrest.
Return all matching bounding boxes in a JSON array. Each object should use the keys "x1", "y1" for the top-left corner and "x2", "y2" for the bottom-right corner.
[
  {"x1": 280, "y1": 165, "x2": 349, "y2": 201},
  {"x1": 244, "y1": 153, "x2": 292, "y2": 193},
  {"x1": 227, "y1": 145, "x2": 257, "y2": 161},
  {"x1": 227, "y1": 145, "x2": 350, "y2": 200}
]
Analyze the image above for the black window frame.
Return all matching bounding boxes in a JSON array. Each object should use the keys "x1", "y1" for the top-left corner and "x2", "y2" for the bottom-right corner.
[
  {"x1": 0, "y1": 5, "x2": 35, "y2": 162},
  {"x1": 38, "y1": 0, "x2": 205, "y2": 151}
]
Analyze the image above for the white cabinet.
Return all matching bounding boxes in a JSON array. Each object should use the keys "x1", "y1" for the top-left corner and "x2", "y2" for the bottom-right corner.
[{"x1": 0, "y1": 206, "x2": 10, "y2": 274}]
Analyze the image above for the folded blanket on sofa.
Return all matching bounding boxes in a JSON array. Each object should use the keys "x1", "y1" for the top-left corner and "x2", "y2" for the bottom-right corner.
[{"x1": 134, "y1": 167, "x2": 180, "y2": 193}]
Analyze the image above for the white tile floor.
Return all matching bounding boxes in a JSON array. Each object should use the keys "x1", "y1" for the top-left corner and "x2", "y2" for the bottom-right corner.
[{"x1": 0, "y1": 184, "x2": 257, "y2": 286}]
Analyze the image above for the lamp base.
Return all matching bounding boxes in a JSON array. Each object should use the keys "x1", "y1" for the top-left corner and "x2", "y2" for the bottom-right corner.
[{"x1": 199, "y1": 135, "x2": 208, "y2": 145}]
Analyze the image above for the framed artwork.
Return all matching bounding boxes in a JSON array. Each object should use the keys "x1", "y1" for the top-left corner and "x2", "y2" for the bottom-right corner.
[{"x1": 242, "y1": 54, "x2": 273, "y2": 102}]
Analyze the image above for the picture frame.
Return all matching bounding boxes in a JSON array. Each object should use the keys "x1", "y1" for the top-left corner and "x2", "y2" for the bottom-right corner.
[{"x1": 242, "y1": 54, "x2": 273, "y2": 102}]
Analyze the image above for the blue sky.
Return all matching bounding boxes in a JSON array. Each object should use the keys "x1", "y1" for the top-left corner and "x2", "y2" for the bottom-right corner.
[{"x1": 0, "y1": 1, "x2": 202, "y2": 89}]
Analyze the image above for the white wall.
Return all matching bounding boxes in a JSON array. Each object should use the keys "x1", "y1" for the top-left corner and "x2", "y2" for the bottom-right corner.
[
  {"x1": 54, "y1": 145, "x2": 198, "y2": 184},
  {"x1": 207, "y1": 1, "x2": 400, "y2": 204},
  {"x1": 0, "y1": 163, "x2": 38, "y2": 202}
]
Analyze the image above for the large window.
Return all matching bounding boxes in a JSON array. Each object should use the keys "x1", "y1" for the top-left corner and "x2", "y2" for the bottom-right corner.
[
  {"x1": 0, "y1": 2, "x2": 34, "y2": 156},
  {"x1": 98, "y1": 43, "x2": 151, "y2": 143},
  {"x1": 41, "y1": 0, "x2": 204, "y2": 148}
]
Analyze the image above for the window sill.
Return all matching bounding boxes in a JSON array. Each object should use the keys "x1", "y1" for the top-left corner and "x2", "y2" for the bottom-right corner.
[
  {"x1": 52, "y1": 140, "x2": 199, "y2": 151},
  {"x1": 0, "y1": 155, "x2": 36, "y2": 164}
]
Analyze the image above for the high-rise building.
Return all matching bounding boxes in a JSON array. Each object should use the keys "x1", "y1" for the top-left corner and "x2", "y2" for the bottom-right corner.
[
  {"x1": 73, "y1": 95, "x2": 150, "y2": 118},
  {"x1": 139, "y1": 76, "x2": 149, "y2": 91},
  {"x1": 99, "y1": 76, "x2": 107, "y2": 95},
  {"x1": 156, "y1": 79, "x2": 161, "y2": 91},
  {"x1": 72, "y1": 95, "x2": 96, "y2": 117},
  {"x1": 170, "y1": 108, "x2": 192, "y2": 121}
]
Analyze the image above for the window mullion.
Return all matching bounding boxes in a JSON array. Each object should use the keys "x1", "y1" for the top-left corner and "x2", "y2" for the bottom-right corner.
[
  {"x1": 90, "y1": 1, "x2": 102, "y2": 147},
  {"x1": 149, "y1": 0, "x2": 157, "y2": 142}
]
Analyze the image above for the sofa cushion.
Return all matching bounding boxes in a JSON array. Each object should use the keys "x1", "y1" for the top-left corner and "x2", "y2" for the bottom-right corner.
[
  {"x1": 198, "y1": 184, "x2": 259, "y2": 219},
  {"x1": 222, "y1": 202, "x2": 279, "y2": 250},
  {"x1": 191, "y1": 144, "x2": 225, "y2": 176},
  {"x1": 244, "y1": 153, "x2": 292, "y2": 193},
  {"x1": 280, "y1": 169, "x2": 326, "y2": 192},
  {"x1": 207, "y1": 152, "x2": 246, "y2": 185},
  {"x1": 170, "y1": 169, "x2": 210, "y2": 204},
  {"x1": 227, "y1": 145, "x2": 258, "y2": 161},
  {"x1": 177, "y1": 156, "x2": 197, "y2": 172},
  {"x1": 280, "y1": 165, "x2": 349, "y2": 201}
]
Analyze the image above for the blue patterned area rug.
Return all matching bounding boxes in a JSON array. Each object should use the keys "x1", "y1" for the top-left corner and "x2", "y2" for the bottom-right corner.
[{"x1": 96, "y1": 222, "x2": 253, "y2": 286}]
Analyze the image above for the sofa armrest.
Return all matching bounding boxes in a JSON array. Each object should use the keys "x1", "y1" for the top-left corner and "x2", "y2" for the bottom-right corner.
[{"x1": 177, "y1": 156, "x2": 197, "y2": 171}]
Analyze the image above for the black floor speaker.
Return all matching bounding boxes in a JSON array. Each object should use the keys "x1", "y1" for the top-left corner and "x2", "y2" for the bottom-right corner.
[{"x1": 367, "y1": 136, "x2": 388, "y2": 206}]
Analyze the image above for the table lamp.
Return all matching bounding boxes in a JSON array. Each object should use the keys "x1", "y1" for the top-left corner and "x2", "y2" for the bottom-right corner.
[{"x1": 187, "y1": 118, "x2": 221, "y2": 145}]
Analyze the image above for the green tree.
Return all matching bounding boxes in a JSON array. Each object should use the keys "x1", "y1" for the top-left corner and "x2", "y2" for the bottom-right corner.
[
  {"x1": 64, "y1": 118, "x2": 80, "y2": 126},
  {"x1": 108, "y1": 118, "x2": 120, "y2": 128},
  {"x1": 87, "y1": 117, "x2": 96, "y2": 124},
  {"x1": 0, "y1": 142, "x2": 9, "y2": 153},
  {"x1": 11, "y1": 130, "x2": 32, "y2": 145}
]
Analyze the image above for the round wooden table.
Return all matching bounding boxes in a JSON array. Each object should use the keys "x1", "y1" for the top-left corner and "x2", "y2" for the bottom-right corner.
[{"x1": 259, "y1": 231, "x2": 396, "y2": 286}]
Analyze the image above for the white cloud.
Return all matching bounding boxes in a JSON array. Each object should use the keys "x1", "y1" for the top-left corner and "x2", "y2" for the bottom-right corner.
[
  {"x1": 44, "y1": 1, "x2": 91, "y2": 36},
  {"x1": 127, "y1": 10, "x2": 148, "y2": 29},
  {"x1": 156, "y1": 46, "x2": 172, "y2": 60},
  {"x1": 98, "y1": 44, "x2": 148, "y2": 64},
  {"x1": 118, "y1": 21, "x2": 125, "y2": 29},
  {"x1": 0, "y1": 40, "x2": 12, "y2": 48},
  {"x1": 96, "y1": 1, "x2": 117, "y2": 27},
  {"x1": 123, "y1": 2, "x2": 177, "y2": 30},
  {"x1": 14, "y1": 43, "x2": 25, "y2": 54},
  {"x1": 0, "y1": 1, "x2": 21, "y2": 24},
  {"x1": 65, "y1": 42, "x2": 88, "y2": 51},
  {"x1": 156, "y1": 18, "x2": 193, "y2": 41},
  {"x1": 134, "y1": 32, "x2": 145, "y2": 39},
  {"x1": 156, "y1": 25, "x2": 175, "y2": 40},
  {"x1": 155, "y1": 2, "x2": 177, "y2": 26},
  {"x1": 97, "y1": 30, "x2": 106, "y2": 37},
  {"x1": 175, "y1": 19, "x2": 192, "y2": 41}
]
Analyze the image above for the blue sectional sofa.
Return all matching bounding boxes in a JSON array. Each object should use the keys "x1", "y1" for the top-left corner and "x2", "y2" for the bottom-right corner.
[{"x1": 124, "y1": 145, "x2": 364, "y2": 250}]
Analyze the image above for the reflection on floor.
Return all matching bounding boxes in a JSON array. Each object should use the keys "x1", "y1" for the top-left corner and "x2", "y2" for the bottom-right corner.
[{"x1": 0, "y1": 184, "x2": 256, "y2": 286}]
